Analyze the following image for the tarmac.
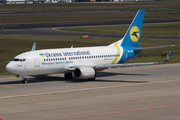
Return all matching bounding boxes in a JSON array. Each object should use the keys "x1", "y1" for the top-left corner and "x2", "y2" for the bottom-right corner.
[{"x1": 0, "y1": 63, "x2": 180, "y2": 120}]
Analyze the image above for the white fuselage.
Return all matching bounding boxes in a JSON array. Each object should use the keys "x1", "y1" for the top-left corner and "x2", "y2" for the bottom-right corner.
[{"x1": 6, "y1": 45, "x2": 124, "y2": 76}]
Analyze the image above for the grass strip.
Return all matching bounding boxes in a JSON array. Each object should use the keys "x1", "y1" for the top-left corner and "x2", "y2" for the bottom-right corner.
[{"x1": 1, "y1": 12, "x2": 180, "y2": 24}]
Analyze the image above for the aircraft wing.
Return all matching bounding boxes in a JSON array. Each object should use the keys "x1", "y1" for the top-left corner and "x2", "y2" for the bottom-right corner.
[
  {"x1": 95, "y1": 48, "x2": 174, "y2": 69},
  {"x1": 67, "y1": 49, "x2": 174, "y2": 71}
]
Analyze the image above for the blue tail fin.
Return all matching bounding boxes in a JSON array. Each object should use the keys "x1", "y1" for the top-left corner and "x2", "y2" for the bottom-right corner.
[
  {"x1": 121, "y1": 9, "x2": 145, "y2": 46},
  {"x1": 31, "y1": 42, "x2": 36, "y2": 51}
]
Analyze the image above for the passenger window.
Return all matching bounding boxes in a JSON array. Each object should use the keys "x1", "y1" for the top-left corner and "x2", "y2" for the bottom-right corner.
[{"x1": 20, "y1": 59, "x2": 23, "y2": 62}]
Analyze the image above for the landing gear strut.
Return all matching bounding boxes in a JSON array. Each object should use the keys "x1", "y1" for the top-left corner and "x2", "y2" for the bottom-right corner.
[
  {"x1": 64, "y1": 73, "x2": 73, "y2": 79},
  {"x1": 22, "y1": 78, "x2": 27, "y2": 84}
]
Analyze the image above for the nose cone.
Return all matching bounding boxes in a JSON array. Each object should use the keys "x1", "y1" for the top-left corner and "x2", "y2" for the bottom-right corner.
[{"x1": 5, "y1": 62, "x2": 15, "y2": 73}]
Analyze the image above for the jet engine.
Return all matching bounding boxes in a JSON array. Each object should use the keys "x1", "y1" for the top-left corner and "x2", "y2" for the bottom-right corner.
[{"x1": 73, "y1": 66, "x2": 95, "y2": 78}]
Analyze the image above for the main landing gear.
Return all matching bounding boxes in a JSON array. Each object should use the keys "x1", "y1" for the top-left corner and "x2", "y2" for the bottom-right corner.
[
  {"x1": 64, "y1": 73, "x2": 73, "y2": 79},
  {"x1": 22, "y1": 78, "x2": 27, "y2": 84}
]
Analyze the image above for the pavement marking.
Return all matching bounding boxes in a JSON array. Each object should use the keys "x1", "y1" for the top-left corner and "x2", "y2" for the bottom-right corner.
[
  {"x1": 1, "y1": 27, "x2": 11, "y2": 31},
  {"x1": 163, "y1": 70, "x2": 180, "y2": 78},
  {"x1": 52, "y1": 27, "x2": 61, "y2": 31},
  {"x1": 0, "y1": 78, "x2": 180, "y2": 99},
  {"x1": 60, "y1": 104, "x2": 180, "y2": 120},
  {"x1": 0, "y1": 85, "x2": 19, "y2": 88}
]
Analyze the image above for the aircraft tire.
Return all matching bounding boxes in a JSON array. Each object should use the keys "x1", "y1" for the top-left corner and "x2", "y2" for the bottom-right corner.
[
  {"x1": 64, "y1": 73, "x2": 73, "y2": 79},
  {"x1": 22, "y1": 78, "x2": 27, "y2": 84}
]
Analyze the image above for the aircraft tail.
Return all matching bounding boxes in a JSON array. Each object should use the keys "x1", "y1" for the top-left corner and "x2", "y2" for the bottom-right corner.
[
  {"x1": 110, "y1": 9, "x2": 145, "y2": 47},
  {"x1": 121, "y1": 9, "x2": 145, "y2": 46},
  {"x1": 31, "y1": 42, "x2": 36, "y2": 51}
]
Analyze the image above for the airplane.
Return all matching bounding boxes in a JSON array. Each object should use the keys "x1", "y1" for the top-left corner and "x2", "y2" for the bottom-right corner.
[{"x1": 5, "y1": 9, "x2": 174, "y2": 84}]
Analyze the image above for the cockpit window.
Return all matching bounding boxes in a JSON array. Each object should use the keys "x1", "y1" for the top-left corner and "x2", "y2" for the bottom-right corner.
[
  {"x1": 13, "y1": 59, "x2": 19, "y2": 61},
  {"x1": 12, "y1": 58, "x2": 26, "y2": 62}
]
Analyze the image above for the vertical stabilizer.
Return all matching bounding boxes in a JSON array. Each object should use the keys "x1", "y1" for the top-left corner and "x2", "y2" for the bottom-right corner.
[
  {"x1": 121, "y1": 9, "x2": 145, "y2": 46},
  {"x1": 31, "y1": 42, "x2": 36, "y2": 51}
]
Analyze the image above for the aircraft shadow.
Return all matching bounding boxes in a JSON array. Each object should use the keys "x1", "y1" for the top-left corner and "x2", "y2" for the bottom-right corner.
[
  {"x1": 0, "y1": 72, "x2": 149, "y2": 85},
  {"x1": 97, "y1": 72, "x2": 149, "y2": 77}
]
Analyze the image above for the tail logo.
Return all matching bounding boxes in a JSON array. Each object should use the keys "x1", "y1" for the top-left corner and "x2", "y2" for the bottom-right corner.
[{"x1": 130, "y1": 26, "x2": 140, "y2": 43}]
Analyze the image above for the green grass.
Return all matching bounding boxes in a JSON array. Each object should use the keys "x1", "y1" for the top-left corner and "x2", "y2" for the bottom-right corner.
[
  {"x1": 0, "y1": 35, "x2": 179, "y2": 76},
  {"x1": 1, "y1": 12, "x2": 179, "y2": 24},
  {"x1": 62, "y1": 23, "x2": 180, "y2": 36}
]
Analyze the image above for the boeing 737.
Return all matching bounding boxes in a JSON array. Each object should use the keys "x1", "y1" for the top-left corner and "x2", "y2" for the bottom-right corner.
[{"x1": 5, "y1": 9, "x2": 174, "y2": 84}]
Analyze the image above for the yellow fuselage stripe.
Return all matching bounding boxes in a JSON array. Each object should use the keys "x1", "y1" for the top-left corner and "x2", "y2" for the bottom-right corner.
[{"x1": 111, "y1": 42, "x2": 120, "y2": 64}]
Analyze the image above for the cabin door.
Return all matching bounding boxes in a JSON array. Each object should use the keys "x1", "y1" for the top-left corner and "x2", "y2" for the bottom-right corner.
[{"x1": 33, "y1": 54, "x2": 40, "y2": 67}]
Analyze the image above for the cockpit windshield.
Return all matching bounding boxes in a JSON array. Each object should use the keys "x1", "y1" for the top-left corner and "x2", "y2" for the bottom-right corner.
[{"x1": 12, "y1": 58, "x2": 26, "y2": 62}]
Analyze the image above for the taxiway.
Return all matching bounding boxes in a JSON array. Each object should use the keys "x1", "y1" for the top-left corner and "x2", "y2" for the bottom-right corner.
[{"x1": 0, "y1": 63, "x2": 180, "y2": 120}]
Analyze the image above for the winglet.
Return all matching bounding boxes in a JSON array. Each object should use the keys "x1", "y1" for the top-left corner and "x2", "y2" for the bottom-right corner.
[
  {"x1": 162, "y1": 48, "x2": 174, "y2": 63},
  {"x1": 31, "y1": 42, "x2": 36, "y2": 51}
]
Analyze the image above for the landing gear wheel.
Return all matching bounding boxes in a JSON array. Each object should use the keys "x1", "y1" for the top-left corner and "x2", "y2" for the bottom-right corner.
[
  {"x1": 64, "y1": 73, "x2": 73, "y2": 79},
  {"x1": 22, "y1": 78, "x2": 27, "y2": 84}
]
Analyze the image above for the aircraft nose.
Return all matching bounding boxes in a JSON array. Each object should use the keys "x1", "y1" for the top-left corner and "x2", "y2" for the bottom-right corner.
[{"x1": 5, "y1": 62, "x2": 15, "y2": 73}]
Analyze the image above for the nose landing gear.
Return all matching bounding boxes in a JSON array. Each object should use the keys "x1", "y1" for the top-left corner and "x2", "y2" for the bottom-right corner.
[
  {"x1": 20, "y1": 75, "x2": 27, "y2": 84},
  {"x1": 22, "y1": 78, "x2": 27, "y2": 84}
]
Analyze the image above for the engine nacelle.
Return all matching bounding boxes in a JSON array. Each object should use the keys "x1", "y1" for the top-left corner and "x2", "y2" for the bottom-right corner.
[{"x1": 73, "y1": 66, "x2": 95, "y2": 78}]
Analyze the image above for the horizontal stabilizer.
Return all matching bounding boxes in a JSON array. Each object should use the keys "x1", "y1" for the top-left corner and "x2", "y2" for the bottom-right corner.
[{"x1": 134, "y1": 45, "x2": 175, "y2": 51}]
